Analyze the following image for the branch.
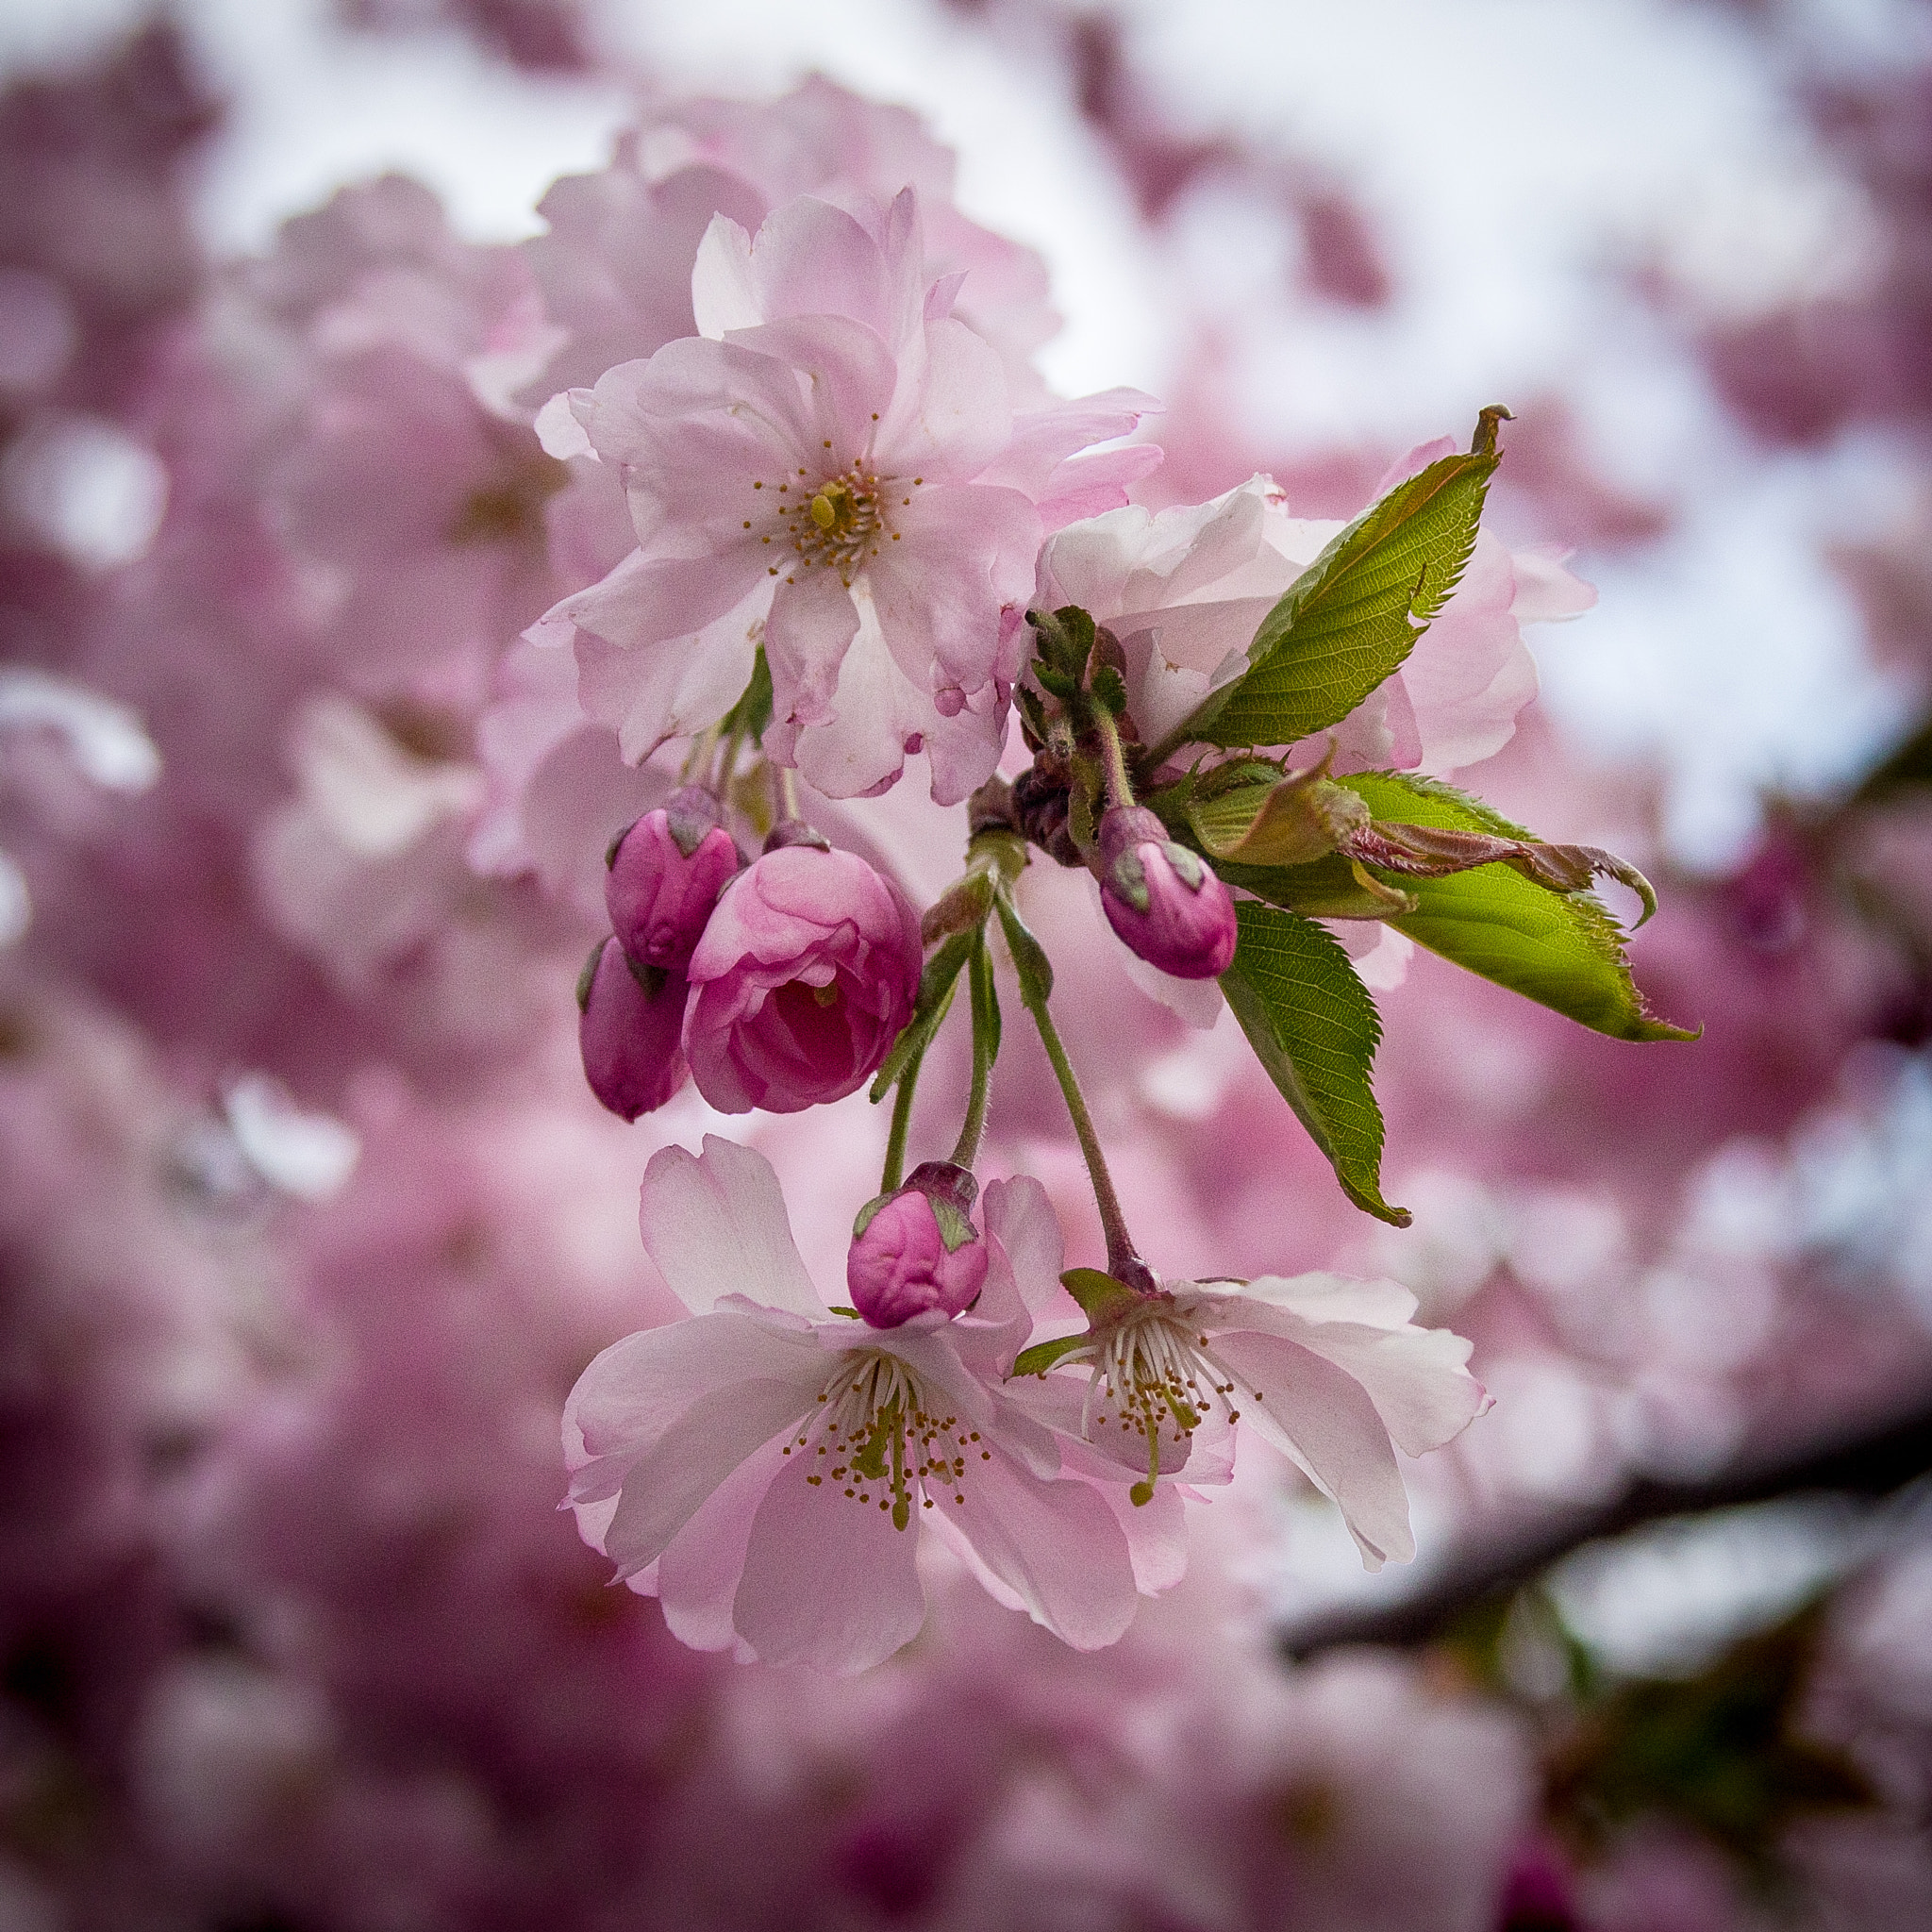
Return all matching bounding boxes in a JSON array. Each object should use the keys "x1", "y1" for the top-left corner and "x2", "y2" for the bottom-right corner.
[{"x1": 1279, "y1": 1393, "x2": 1932, "y2": 1657}]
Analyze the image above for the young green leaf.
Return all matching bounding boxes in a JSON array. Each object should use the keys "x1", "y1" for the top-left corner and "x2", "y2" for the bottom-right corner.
[
  {"x1": 993, "y1": 890, "x2": 1056, "y2": 1007},
  {"x1": 1335, "y1": 771, "x2": 1695, "y2": 1042},
  {"x1": 1186, "y1": 408, "x2": 1507, "y2": 754},
  {"x1": 1220, "y1": 901, "x2": 1408, "y2": 1225}
]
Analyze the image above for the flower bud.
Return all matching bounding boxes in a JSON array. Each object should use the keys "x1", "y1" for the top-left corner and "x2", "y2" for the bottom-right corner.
[
  {"x1": 1096, "y1": 806, "x2": 1238, "y2": 979},
  {"x1": 847, "y1": 1162, "x2": 989, "y2": 1327},
  {"x1": 576, "y1": 938, "x2": 690, "y2": 1121},
  {"x1": 684, "y1": 844, "x2": 921, "y2": 1114},
  {"x1": 605, "y1": 789, "x2": 741, "y2": 972}
]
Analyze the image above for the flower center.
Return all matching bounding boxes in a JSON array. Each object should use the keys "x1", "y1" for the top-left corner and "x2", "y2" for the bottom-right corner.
[
  {"x1": 783, "y1": 1349, "x2": 989, "y2": 1529},
  {"x1": 1062, "y1": 1306, "x2": 1241, "y2": 1505}
]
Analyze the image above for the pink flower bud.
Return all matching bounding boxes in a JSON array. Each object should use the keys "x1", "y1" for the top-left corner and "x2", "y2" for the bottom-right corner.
[
  {"x1": 604, "y1": 788, "x2": 741, "y2": 971},
  {"x1": 1096, "y1": 806, "x2": 1238, "y2": 979},
  {"x1": 846, "y1": 1162, "x2": 989, "y2": 1327},
  {"x1": 576, "y1": 938, "x2": 690, "y2": 1121},
  {"x1": 683, "y1": 844, "x2": 921, "y2": 1114}
]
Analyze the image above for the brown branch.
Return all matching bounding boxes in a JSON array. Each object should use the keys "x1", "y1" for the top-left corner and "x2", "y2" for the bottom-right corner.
[{"x1": 1279, "y1": 1394, "x2": 1932, "y2": 1657}]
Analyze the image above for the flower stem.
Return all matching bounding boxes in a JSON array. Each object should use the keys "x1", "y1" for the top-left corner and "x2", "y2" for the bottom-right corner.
[
  {"x1": 774, "y1": 763, "x2": 802, "y2": 824},
  {"x1": 681, "y1": 724, "x2": 720, "y2": 785},
  {"x1": 713, "y1": 710, "x2": 748, "y2": 794},
  {"x1": 947, "y1": 933, "x2": 996, "y2": 1169},
  {"x1": 881, "y1": 1043, "x2": 924, "y2": 1193},
  {"x1": 1092, "y1": 706, "x2": 1136, "y2": 812},
  {"x1": 1016, "y1": 955, "x2": 1148, "y2": 1290}
]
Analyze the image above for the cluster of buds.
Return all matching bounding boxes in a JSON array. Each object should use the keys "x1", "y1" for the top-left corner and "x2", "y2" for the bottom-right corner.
[
  {"x1": 578, "y1": 787, "x2": 923, "y2": 1121},
  {"x1": 1010, "y1": 607, "x2": 1241, "y2": 983}
]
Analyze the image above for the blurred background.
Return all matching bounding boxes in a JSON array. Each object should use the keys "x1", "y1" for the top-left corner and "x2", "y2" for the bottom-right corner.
[{"x1": 4, "y1": 1, "x2": 1932, "y2": 1927}]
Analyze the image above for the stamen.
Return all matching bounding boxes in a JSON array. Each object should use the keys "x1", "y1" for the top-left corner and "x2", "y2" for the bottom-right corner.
[
  {"x1": 798, "y1": 1349, "x2": 974, "y2": 1530},
  {"x1": 1060, "y1": 1306, "x2": 1243, "y2": 1506}
]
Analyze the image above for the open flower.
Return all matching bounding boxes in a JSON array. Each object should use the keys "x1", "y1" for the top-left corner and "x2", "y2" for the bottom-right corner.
[
  {"x1": 535, "y1": 188, "x2": 1158, "y2": 804},
  {"x1": 1029, "y1": 1272, "x2": 1486, "y2": 1570},
  {"x1": 1035, "y1": 468, "x2": 1591, "y2": 774},
  {"x1": 563, "y1": 1139, "x2": 1144, "y2": 1670}
]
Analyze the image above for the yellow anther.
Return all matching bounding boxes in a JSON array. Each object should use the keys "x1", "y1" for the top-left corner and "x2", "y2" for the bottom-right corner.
[{"x1": 810, "y1": 492, "x2": 837, "y2": 531}]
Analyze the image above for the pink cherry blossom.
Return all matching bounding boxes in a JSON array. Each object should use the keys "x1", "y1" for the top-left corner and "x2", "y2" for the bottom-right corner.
[
  {"x1": 563, "y1": 1138, "x2": 1143, "y2": 1670},
  {"x1": 519, "y1": 75, "x2": 1059, "y2": 403},
  {"x1": 1027, "y1": 1271, "x2": 1488, "y2": 1568},
  {"x1": 682, "y1": 841, "x2": 921, "y2": 1114},
  {"x1": 1034, "y1": 468, "x2": 1590, "y2": 774},
  {"x1": 536, "y1": 188, "x2": 1158, "y2": 805}
]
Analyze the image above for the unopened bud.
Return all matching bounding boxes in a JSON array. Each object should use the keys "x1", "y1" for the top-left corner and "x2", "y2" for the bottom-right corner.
[
  {"x1": 576, "y1": 938, "x2": 690, "y2": 1121},
  {"x1": 847, "y1": 1162, "x2": 988, "y2": 1328},
  {"x1": 1096, "y1": 806, "x2": 1238, "y2": 980},
  {"x1": 605, "y1": 789, "x2": 741, "y2": 971}
]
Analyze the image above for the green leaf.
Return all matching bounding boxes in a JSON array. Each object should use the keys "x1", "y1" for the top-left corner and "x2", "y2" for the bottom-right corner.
[
  {"x1": 870, "y1": 931, "x2": 973, "y2": 1100},
  {"x1": 719, "y1": 643, "x2": 774, "y2": 742},
  {"x1": 1013, "y1": 1332, "x2": 1093, "y2": 1377},
  {"x1": 1220, "y1": 901, "x2": 1408, "y2": 1225},
  {"x1": 1191, "y1": 408, "x2": 1507, "y2": 753},
  {"x1": 1216, "y1": 852, "x2": 1417, "y2": 920},
  {"x1": 1335, "y1": 772, "x2": 1695, "y2": 1042},
  {"x1": 969, "y1": 925, "x2": 1002, "y2": 1068},
  {"x1": 993, "y1": 890, "x2": 1055, "y2": 1007}
]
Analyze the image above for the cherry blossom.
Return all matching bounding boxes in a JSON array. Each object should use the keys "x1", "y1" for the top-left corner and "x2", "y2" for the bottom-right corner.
[
  {"x1": 534, "y1": 188, "x2": 1158, "y2": 804},
  {"x1": 563, "y1": 1138, "x2": 1145, "y2": 1670},
  {"x1": 1034, "y1": 468, "x2": 1591, "y2": 772},
  {"x1": 682, "y1": 841, "x2": 921, "y2": 1114},
  {"x1": 1025, "y1": 1271, "x2": 1487, "y2": 1569}
]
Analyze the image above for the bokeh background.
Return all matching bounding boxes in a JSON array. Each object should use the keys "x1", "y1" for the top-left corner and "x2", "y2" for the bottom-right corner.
[{"x1": 4, "y1": 1, "x2": 1932, "y2": 1927}]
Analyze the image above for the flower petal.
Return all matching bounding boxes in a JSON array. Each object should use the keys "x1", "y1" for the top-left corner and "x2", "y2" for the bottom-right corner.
[
  {"x1": 565, "y1": 1307, "x2": 815, "y2": 1476},
  {"x1": 638, "y1": 1137, "x2": 826, "y2": 1319},
  {"x1": 940, "y1": 1449, "x2": 1139, "y2": 1649},
  {"x1": 655, "y1": 1432, "x2": 790, "y2": 1652},
  {"x1": 600, "y1": 1373, "x2": 821, "y2": 1578},
  {"x1": 1208, "y1": 1326, "x2": 1416, "y2": 1570},
  {"x1": 732, "y1": 1447, "x2": 928, "y2": 1672}
]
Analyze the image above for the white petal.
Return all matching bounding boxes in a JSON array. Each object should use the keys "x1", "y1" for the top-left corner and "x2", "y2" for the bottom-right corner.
[{"x1": 1210, "y1": 1327, "x2": 1415, "y2": 1570}]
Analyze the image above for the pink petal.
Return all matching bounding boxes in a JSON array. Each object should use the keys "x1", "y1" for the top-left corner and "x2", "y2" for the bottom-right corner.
[
  {"x1": 765, "y1": 567, "x2": 861, "y2": 736},
  {"x1": 1222, "y1": 1276, "x2": 1487, "y2": 1457},
  {"x1": 745, "y1": 196, "x2": 894, "y2": 337},
  {"x1": 600, "y1": 1372, "x2": 822, "y2": 1578},
  {"x1": 940, "y1": 1448, "x2": 1138, "y2": 1649},
  {"x1": 731, "y1": 1448, "x2": 927, "y2": 1672},
  {"x1": 978, "y1": 1175, "x2": 1064, "y2": 1321},
  {"x1": 565, "y1": 1308, "x2": 813, "y2": 1476},
  {"x1": 690, "y1": 212, "x2": 760, "y2": 338},
  {"x1": 655, "y1": 1433, "x2": 790, "y2": 1651},
  {"x1": 638, "y1": 1137, "x2": 826, "y2": 1319},
  {"x1": 864, "y1": 483, "x2": 1039, "y2": 690}
]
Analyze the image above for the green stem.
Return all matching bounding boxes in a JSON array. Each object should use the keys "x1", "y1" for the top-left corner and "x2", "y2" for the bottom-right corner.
[
  {"x1": 680, "y1": 724, "x2": 720, "y2": 786},
  {"x1": 1092, "y1": 705, "x2": 1136, "y2": 813},
  {"x1": 881, "y1": 1044, "x2": 924, "y2": 1193},
  {"x1": 1017, "y1": 962, "x2": 1144, "y2": 1287},
  {"x1": 713, "y1": 710, "x2": 748, "y2": 794},
  {"x1": 948, "y1": 936, "x2": 995, "y2": 1169},
  {"x1": 774, "y1": 763, "x2": 802, "y2": 824}
]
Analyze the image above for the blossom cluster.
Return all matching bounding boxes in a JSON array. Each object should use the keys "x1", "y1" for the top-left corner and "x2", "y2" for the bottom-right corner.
[
  {"x1": 490, "y1": 69, "x2": 1683, "y2": 1668},
  {"x1": 12, "y1": 14, "x2": 1932, "y2": 1930}
]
